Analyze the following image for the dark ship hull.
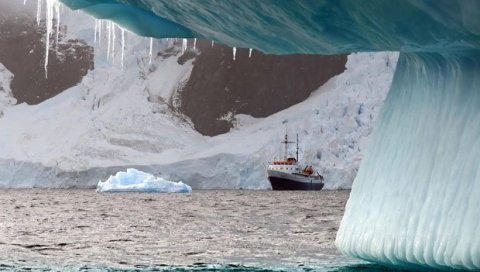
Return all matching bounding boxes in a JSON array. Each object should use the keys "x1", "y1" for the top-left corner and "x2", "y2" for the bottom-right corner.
[{"x1": 267, "y1": 170, "x2": 324, "y2": 191}]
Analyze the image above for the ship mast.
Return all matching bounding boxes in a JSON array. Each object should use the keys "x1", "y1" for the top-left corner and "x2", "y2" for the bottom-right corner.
[
  {"x1": 281, "y1": 132, "x2": 296, "y2": 160},
  {"x1": 296, "y1": 133, "x2": 299, "y2": 162}
]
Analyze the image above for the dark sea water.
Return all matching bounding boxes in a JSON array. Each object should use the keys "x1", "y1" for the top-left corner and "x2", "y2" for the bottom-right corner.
[{"x1": 0, "y1": 190, "x2": 410, "y2": 271}]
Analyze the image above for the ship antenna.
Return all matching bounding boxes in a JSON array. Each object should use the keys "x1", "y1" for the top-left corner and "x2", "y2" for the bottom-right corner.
[
  {"x1": 296, "y1": 133, "x2": 299, "y2": 163},
  {"x1": 281, "y1": 129, "x2": 295, "y2": 160}
]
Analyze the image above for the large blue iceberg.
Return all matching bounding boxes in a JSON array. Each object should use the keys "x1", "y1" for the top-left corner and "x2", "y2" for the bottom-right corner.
[
  {"x1": 59, "y1": 0, "x2": 480, "y2": 270},
  {"x1": 336, "y1": 51, "x2": 480, "y2": 270}
]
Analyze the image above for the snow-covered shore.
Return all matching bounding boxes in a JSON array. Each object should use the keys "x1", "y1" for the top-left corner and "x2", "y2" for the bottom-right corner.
[{"x1": 0, "y1": 5, "x2": 398, "y2": 189}]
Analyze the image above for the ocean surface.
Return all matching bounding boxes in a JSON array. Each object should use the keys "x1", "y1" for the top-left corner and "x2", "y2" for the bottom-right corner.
[{"x1": 0, "y1": 190, "x2": 406, "y2": 271}]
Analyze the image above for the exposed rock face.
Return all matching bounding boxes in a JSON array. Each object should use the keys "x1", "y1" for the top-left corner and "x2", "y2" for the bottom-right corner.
[
  {"x1": 179, "y1": 40, "x2": 347, "y2": 136},
  {"x1": 0, "y1": 1, "x2": 345, "y2": 137},
  {"x1": 0, "y1": 1, "x2": 93, "y2": 105}
]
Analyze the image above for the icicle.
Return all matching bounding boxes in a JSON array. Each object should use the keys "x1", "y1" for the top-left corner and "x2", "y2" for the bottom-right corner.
[
  {"x1": 149, "y1": 37, "x2": 153, "y2": 65},
  {"x1": 211, "y1": 40, "x2": 214, "y2": 47},
  {"x1": 193, "y1": 38, "x2": 197, "y2": 50},
  {"x1": 249, "y1": 48, "x2": 253, "y2": 58},
  {"x1": 55, "y1": 2, "x2": 60, "y2": 46},
  {"x1": 121, "y1": 28, "x2": 125, "y2": 71},
  {"x1": 44, "y1": 0, "x2": 55, "y2": 78},
  {"x1": 98, "y1": 20, "x2": 103, "y2": 44},
  {"x1": 232, "y1": 47, "x2": 236, "y2": 61},
  {"x1": 107, "y1": 21, "x2": 111, "y2": 60},
  {"x1": 46, "y1": 1, "x2": 53, "y2": 33},
  {"x1": 24, "y1": 0, "x2": 27, "y2": 5},
  {"x1": 94, "y1": 19, "x2": 98, "y2": 42},
  {"x1": 112, "y1": 23, "x2": 116, "y2": 61},
  {"x1": 182, "y1": 38, "x2": 187, "y2": 54},
  {"x1": 36, "y1": 0, "x2": 42, "y2": 25}
]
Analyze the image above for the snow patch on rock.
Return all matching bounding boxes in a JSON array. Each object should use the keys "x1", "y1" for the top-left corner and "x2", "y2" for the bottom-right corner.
[{"x1": 0, "y1": 64, "x2": 16, "y2": 116}]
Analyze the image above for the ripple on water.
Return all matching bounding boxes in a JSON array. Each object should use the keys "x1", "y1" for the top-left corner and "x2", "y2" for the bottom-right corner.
[
  {"x1": 0, "y1": 190, "x2": 420, "y2": 271},
  {"x1": 0, "y1": 263, "x2": 420, "y2": 272}
]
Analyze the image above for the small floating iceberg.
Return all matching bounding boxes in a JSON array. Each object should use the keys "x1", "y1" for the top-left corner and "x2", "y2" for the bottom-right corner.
[{"x1": 96, "y1": 168, "x2": 192, "y2": 193}]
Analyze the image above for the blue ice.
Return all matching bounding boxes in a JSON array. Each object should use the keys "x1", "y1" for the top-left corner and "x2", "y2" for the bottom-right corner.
[{"x1": 97, "y1": 168, "x2": 192, "y2": 193}]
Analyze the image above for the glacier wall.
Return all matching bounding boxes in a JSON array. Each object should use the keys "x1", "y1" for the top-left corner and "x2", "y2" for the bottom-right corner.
[{"x1": 336, "y1": 51, "x2": 480, "y2": 270}]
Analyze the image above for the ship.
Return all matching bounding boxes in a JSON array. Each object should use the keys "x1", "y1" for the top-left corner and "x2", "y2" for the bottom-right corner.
[{"x1": 267, "y1": 133, "x2": 324, "y2": 190}]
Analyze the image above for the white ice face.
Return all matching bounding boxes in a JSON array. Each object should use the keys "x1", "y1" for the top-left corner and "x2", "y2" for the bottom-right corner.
[{"x1": 336, "y1": 52, "x2": 480, "y2": 270}]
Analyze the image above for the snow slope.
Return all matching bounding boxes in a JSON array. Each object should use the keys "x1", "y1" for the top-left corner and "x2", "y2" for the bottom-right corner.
[
  {"x1": 0, "y1": 5, "x2": 398, "y2": 189},
  {"x1": 0, "y1": 64, "x2": 16, "y2": 117}
]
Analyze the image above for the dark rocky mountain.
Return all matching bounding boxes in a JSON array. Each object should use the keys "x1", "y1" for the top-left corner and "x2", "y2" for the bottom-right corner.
[
  {"x1": 0, "y1": 1, "x2": 93, "y2": 105},
  {"x1": 0, "y1": 1, "x2": 346, "y2": 137},
  {"x1": 178, "y1": 40, "x2": 347, "y2": 136}
]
